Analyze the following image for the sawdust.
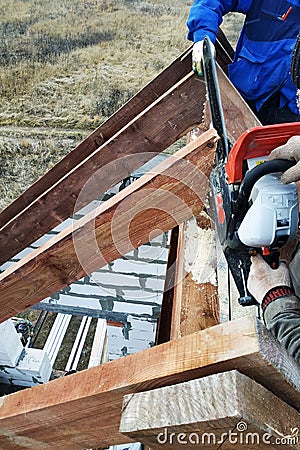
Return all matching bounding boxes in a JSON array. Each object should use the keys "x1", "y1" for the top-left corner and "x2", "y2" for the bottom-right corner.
[{"x1": 184, "y1": 217, "x2": 217, "y2": 286}]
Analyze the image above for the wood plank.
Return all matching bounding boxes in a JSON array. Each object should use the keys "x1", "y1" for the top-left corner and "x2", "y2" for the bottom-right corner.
[
  {"x1": 29, "y1": 302, "x2": 128, "y2": 323},
  {"x1": 155, "y1": 225, "x2": 180, "y2": 344},
  {"x1": 0, "y1": 317, "x2": 299, "y2": 449},
  {"x1": 169, "y1": 222, "x2": 186, "y2": 340},
  {"x1": 216, "y1": 64, "x2": 261, "y2": 142},
  {"x1": 216, "y1": 27, "x2": 235, "y2": 64},
  {"x1": 0, "y1": 130, "x2": 217, "y2": 322},
  {"x1": 120, "y1": 370, "x2": 300, "y2": 449}
]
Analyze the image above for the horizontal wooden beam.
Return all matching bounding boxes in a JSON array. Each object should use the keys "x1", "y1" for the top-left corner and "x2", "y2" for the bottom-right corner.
[
  {"x1": 30, "y1": 303, "x2": 128, "y2": 323},
  {"x1": 120, "y1": 370, "x2": 300, "y2": 449},
  {"x1": 0, "y1": 130, "x2": 217, "y2": 322},
  {"x1": 0, "y1": 317, "x2": 299, "y2": 449}
]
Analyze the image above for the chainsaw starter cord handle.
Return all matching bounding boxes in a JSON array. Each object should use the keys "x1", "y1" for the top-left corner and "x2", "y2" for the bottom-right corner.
[{"x1": 228, "y1": 159, "x2": 295, "y2": 238}]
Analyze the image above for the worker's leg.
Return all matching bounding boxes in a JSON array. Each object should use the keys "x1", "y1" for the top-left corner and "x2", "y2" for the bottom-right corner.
[
  {"x1": 272, "y1": 105, "x2": 300, "y2": 125},
  {"x1": 247, "y1": 92, "x2": 300, "y2": 125}
]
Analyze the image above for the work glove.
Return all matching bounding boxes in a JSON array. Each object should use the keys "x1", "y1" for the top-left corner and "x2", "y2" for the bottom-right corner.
[
  {"x1": 248, "y1": 254, "x2": 291, "y2": 303},
  {"x1": 268, "y1": 135, "x2": 300, "y2": 183},
  {"x1": 192, "y1": 39, "x2": 215, "y2": 76}
]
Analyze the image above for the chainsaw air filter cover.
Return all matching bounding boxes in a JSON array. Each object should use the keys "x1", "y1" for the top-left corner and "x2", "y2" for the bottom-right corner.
[{"x1": 237, "y1": 174, "x2": 299, "y2": 248}]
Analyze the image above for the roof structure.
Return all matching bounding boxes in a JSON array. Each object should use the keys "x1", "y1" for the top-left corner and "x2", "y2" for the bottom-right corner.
[{"x1": 0, "y1": 30, "x2": 298, "y2": 450}]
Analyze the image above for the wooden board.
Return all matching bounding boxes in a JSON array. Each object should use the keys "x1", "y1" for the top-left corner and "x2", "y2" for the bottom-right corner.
[
  {"x1": 120, "y1": 370, "x2": 300, "y2": 449},
  {"x1": 0, "y1": 130, "x2": 217, "y2": 322},
  {"x1": 216, "y1": 64, "x2": 261, "y2": 142},
  {"x1": 155, "y1": 225, "x2": 180, "y2": 344},
  {"x1": 0, "y1": 317, "x2": 299, "y2": 449},
  {"x1": 0, "y1": 71, "x2": 205, "y2": 266}
]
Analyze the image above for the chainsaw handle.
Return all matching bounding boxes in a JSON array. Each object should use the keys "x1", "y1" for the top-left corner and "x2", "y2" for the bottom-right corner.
[{"x1": 228, "y1": 159, "x2": 295, "y2": 238}]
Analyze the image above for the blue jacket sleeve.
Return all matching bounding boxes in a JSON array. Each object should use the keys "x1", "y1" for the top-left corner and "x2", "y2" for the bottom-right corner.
[{"x1": 187, "y1": 0, "x2": 252, "y2": 43}]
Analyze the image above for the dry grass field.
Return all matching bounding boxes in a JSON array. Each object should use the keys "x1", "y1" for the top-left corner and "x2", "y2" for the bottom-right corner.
[{"x1": 0, "y1": 0, "x2": 243, "y2": 209}]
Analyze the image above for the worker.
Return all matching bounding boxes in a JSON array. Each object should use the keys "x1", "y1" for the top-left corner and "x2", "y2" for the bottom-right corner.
[
  {"x1": 187, "y1": 0, "x2": 300, "y2": 125},
  {"x1": 247, "y1": 138, "x2": 300, "y2": 364},
  {"x1": 248, "y1": 255, "x2": 300, "y2": 363}
]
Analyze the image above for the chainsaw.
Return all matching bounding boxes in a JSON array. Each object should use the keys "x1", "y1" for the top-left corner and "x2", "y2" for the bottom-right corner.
[{"x1": 202, "y1": 36, "x2": 300, "y2": 306}]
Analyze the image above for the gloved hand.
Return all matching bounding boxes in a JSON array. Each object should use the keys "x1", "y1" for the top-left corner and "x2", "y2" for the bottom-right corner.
[
  {"x1": 268, "y1": 135, "x2": 300, "y2": 183},
  {"x1": 248, "y1": 254, "x2": 291, "y2": 303},
  {"x1": 192, "y1": 39, "x2": 215, "y2": 76}
]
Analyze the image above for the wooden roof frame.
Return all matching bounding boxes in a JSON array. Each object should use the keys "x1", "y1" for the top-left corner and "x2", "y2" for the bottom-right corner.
[{"x1": 0, "y1": 32, "x2": 298, "y2": 450}]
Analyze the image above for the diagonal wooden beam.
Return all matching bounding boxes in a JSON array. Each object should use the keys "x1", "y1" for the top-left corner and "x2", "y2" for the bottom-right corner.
[
  {"x1": 0, "y1": 47, "x2": 193, "y2": 230},
  {"x1": 0, "y1": 32, "x2": 233, "y2": 233},
  {"x1": 0, "y1": 317, "x2": 299, "y2": 449},
  {"x1": 0, "y1": 62, "x2": 259, "y2": 267},
  {"x1": 0, "y1": 129, "x2": 217, "y2": 322}
]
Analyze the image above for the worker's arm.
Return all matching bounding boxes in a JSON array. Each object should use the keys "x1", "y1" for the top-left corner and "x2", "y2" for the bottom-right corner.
[
  {"x1": 187, "y1": 0, "x2": 252, "y2": 75},
  {"x1": 248, "y1": 254, "x2": 300, "y2": 364},
  {"x1": 187, "y1": 0, "x2": 252, "y2": 43},
  {"x1": 263, "y1": 295, "x2": 300, "y2": 363},
  {"x1": 290, "y1": 243, "x2": 300, "y2": 297}
]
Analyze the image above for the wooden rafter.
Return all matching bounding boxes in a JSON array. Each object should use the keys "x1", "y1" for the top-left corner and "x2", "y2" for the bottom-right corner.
[
  {"x1": 0, "y1": 130, "x2": 217, "y2": 322},
  {"x1": 0, "y1": 27, "x2": 233, "y2": 233},
  {"x1": 0, "y1": 47, "x2": 193, "y2": 230},
  {"x1": 0, "y1": 71, "x2": 205, "y2": 266}
]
